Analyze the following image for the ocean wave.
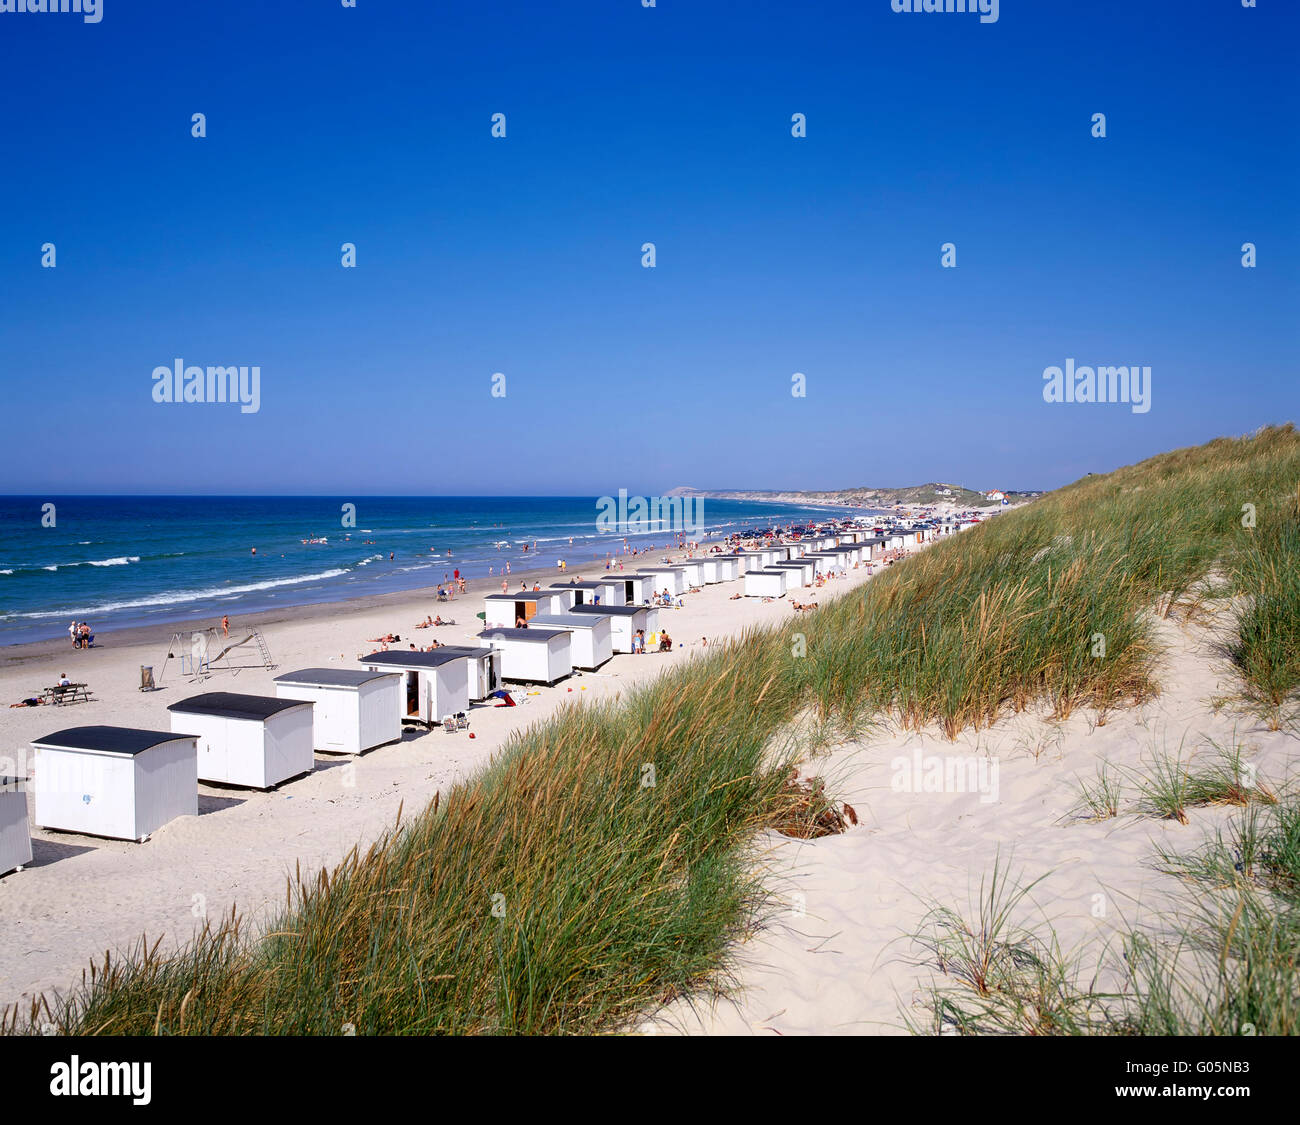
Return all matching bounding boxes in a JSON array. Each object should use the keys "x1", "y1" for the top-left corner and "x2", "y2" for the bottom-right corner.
[
  {"x1": 88, "y1": 556, "x2": 141, "y2": 567},
  {"x1": 1, "y1": 567, "x2": 353, "y2": 621}
]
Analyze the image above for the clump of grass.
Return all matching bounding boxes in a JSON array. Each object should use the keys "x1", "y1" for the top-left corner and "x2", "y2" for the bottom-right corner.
[
  {"x1": 1185, "y1": 736, "x2": 1278, "y2": 809},
  {"x1": 1133, "y1": 743, "x2": 1194, "y2": 825},
  {"x1": 906, "y1": 856, "x2": 1121, "y2": 1035},
  {"x1": 1126, "y1": 794, "x2": 1300, "y2": 1035},
  {"x1": 1070, "y1": 762, "x2": 1124, "y2": 821}
]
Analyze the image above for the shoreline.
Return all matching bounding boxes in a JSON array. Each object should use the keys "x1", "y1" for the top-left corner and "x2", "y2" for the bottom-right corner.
[
  {"x1": 0, "y1": 538, "x2": 751, "y2": 669},
  {"x1": 0, "y1": 534, "x2": 899, "y2": 1011}
]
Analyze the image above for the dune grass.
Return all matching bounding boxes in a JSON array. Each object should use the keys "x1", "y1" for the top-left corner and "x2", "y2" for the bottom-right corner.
[
  {"x1": 7, "y1": 425, "x2": 1299, "y2": 1035},
  {"x1": 912, "y1": 776, "x2": 1300, "y2": 1036},
  {"x1": 1226, "y1": 484, "x2": 1300, "y2": 728}
]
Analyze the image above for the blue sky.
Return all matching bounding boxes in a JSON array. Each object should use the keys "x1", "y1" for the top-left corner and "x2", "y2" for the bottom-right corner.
[{"x1": 1, "y1": 0, "x2": 1296, "y2": 496}]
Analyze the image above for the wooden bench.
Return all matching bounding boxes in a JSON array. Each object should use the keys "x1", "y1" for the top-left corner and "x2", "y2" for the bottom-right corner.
[{"x1": 42, "y1": 683, "x2": 94, "y2": 706}]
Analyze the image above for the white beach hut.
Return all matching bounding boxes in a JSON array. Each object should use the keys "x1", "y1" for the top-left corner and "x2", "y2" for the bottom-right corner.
[
  {"x1": 482, "y1": 590, "x2": 571, "y2": 628},
  {"x1": 422, "y1": 645, "x2": 503, "y2": 701},
  {"x1": 529, "y1": 612, "x2": 614, "y2": 670},
  {"x1": 168, "y1": 692, "x2": 315, "y2": 789},
  {"x1": 273, "y1": 668, "x2": 403, "y2": 755},
  {"x1": 550, "y1": 579, "x2": 626, "y2": 607},
  {"x1": 701, "y1": 557, "x2": 737, "y2": 583},
  {"x1": 605, "y1": 573, "x2": 656, "y2": 604},
  {"x1": 637, "y1": 567, "x2": 686, "y2": 596},
  {"x1": 478, "y1": 628, "x2": 573, "y2": 685},
  {"x1": 744, "y1": 569, "x2": 788, "y2": 598},
  {"x1": 359, "y1": 650, "x2": 471, "y2": 727},
  {"x1": 0, "y1": 776, "x2": 32, "y2": 877},
  {"x1": 31, "y1": 726, "x2": 198, "y2": 843},
  {"x1": 772, "y1": 560, "x2": 816, "y2": 587},
  {"x1": 568, "y1": 603, "x2": 658, "y2": 653},
  {"x1": 676, "y1": 560, "x2": 705, "y2": 587}
]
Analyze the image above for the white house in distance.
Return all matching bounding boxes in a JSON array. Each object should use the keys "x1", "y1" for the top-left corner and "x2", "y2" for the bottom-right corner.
[
  {"x1": 167, "y1": 692, "x2": 315, "y2": 790},
  {"x1": 273, "y1": 668, "x2": 403, "y2": 755},
  {"x1": 0, "y1": 775, "x2": 32, "y2": 876},
  {"x1": 478, "y1": 627, "x2": 573, "y2": 685},
  {"x1": 358, "y1": 650, "x2": 471, "y2": 727},
  {"x1": 529, "y1": 612, "x2": 614, "y2": 671},
  {"x1": 31, "y1": 726, "x2": 198, "y2": 843},
  {"x1": 985, "y1": 489, "x2": 1006, "y2": 502},
  {"x1": 567, "y1": 602, "x2": 659, "y2": 653}
]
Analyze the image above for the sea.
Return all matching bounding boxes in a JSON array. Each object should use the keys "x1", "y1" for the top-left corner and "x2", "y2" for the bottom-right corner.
[{"x1": 0, "y1": 496, "x2": 874, "y2": 645}]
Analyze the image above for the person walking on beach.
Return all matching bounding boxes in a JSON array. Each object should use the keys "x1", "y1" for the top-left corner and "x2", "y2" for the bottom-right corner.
[
  {"x1": 221, "y1": 615, "x2": 229, "y2": 638},
  {"x1": 69, "y1": 620, "x2": 77, "y2": 647},
  {"x1": 501, "y1": 579, "x2": 508, "y2": 593}
]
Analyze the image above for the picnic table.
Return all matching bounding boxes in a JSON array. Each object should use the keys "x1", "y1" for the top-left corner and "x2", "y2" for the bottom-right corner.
[{"x1": 39, "y1": 683, "x2": 94, "y2": 706}]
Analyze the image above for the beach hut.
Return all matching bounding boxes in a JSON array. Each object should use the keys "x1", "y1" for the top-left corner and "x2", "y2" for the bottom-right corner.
[
  {"x1": 700, "y1": 557, "x2": 734, "y2": 583},
  {"x1": 637, "y1": 567, "x2": 686, "y2": 596},
  {"x1": 31, "y1": 727, "x2": 198, "y2": 843},
  {"x1": 676, "y1": 560, "x2": 705, "y2": 587},
  {"x1": 772, "y1": 560, "x2": 816, "y2": 587},
  {"x1": 567, "y1": 603, "x2": 658, "y2": 653},
  {"x1": 167, "y1": 693, "x2": 315, "y2": 789},
  {"x1": 550, "y1": 579, "x2": 625, "y2": 607},
  {"x1": 0, "y1": 776, "x2": 32, "y2": 876},
  {"x1": 744, "y1": 569, "x2": 788, "y2": 598},
  {"x1": 359, "y1": 650, "x2": 471, "y2": 727},
  {"x1": 605, "y1": 573, "x2": 655, "y2": 604},
  {"x1": 530, "y1": 613, "x2": 614, "y2": 670},
  {"x1": 482, "y1": 590, "x2": 570, "y2": 628},
  {"x1": 273, "y1": 668, "x2": 403, "y2": 755},
  {"x1": 420, "y1": 645, "x2": 503, "y2": 701},
  {"x1": 478, "y1": 628, "x2": 573, "y2": 685}
]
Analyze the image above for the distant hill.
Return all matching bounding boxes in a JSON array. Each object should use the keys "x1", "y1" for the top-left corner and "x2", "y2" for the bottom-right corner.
[{"x1": 663, "y1": 482, "x2": 1016, "y2": 510}]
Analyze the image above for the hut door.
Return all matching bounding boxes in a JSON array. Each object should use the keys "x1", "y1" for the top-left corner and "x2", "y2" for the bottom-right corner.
[{"x1": 406, "y1": 672, "x2": 420, "y2": 717}]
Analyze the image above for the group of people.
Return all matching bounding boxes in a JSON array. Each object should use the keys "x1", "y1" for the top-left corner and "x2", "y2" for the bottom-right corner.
[
  {"x1": 631, "y1": 628, "x2": 673, "y2": 654},
  {"x1": 66, "y1": 620, "x2": 93, "y2": 649}
]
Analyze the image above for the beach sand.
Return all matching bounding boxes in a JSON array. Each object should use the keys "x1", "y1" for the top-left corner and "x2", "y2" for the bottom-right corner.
[
  {"x1": 0, "y1": 547, "x2": 890, "y2": 1013},
  {"x1": 644, "y1": 603, "x2": 1296, "y2": 1035}
]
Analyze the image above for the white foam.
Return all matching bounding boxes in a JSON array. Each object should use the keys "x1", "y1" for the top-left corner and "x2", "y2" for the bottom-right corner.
[{"x1": 2, "y1": 567, "x2": 352, "y2": 621}]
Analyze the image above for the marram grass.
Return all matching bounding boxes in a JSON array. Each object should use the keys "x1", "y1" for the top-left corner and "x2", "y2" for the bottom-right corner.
[{"x1": 7, "y1": 425, "x2": 1299, "y2": 1035}]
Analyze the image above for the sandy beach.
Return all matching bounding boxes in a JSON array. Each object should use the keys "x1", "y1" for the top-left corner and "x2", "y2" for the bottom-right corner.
[
  {"x1": 0, "y1": 545, "x2": 892, "y2": 1013},
  {"x1": 646, "y1": 603, "x2": 1297, "y2": 1035}
]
